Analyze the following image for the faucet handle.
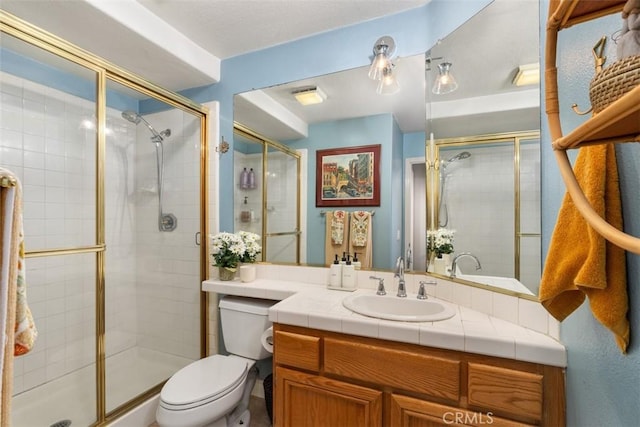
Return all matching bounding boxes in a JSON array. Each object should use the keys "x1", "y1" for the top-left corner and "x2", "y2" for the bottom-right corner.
[
  {"x1": 417, "y1": 280, "x2": 437, "y2": 300},
  {"x1": 369, "y1": 276, "x2": 386, "y2": 295}
]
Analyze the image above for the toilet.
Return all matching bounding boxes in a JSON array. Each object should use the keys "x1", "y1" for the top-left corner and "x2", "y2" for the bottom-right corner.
[{"x1": 156, "y1": 296, "x2": 276, "y2": 427}]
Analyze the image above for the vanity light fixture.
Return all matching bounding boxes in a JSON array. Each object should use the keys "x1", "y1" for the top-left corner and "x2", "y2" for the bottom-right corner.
[
  {"x1": 368, "y1": 36, "x2": 396, "y2": 81},
  {"x1": 432, "y1": 61, "x2": 458, "y2": 95},
  {"x1": 512, "y1": 63, "x2": 540, "y2": 86},
  {"x1": 293, "y1": 86, "x2": 327, "y2": 106},
  {"x1": 376, "y1": 65, "x2": 400, "y2": 95}
]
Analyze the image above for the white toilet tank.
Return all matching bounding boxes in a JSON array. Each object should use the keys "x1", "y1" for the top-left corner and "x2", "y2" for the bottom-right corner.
[{"x1": 219, "y1": 295, "x2": 275, "y2": 360}]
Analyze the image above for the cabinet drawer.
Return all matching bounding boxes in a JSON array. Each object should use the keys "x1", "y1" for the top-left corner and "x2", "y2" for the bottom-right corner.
[
  {"x1": 467, "y1": 362, "x2": 543, "y2": 422},
  {"x1": 274, "y1": 330, "x2": 321, "y2": 372},
  {"x1": 324, "y1": 337, "x2": 460, "y2": 402}
]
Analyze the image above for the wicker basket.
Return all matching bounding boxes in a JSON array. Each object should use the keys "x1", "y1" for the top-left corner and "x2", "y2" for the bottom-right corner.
[{"x1": 589, "y1": 55, "x2": 640, "y2": 113}]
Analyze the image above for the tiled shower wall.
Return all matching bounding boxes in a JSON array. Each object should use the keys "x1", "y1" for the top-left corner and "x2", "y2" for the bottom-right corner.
[
  {"x1": 1, "y1": 70, "x2": 201, "y2": 395},
  {"x1": 1, "y1": 71, "x2": 101, "y2": 393},
  {"x1": 130, "y1": 108, "x2": 201, "y2": 359}
]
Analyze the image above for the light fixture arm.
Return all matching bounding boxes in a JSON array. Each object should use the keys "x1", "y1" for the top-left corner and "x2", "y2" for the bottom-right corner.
[{"x1": 368, "y1": 36, "x2": 396, "y2": 81}]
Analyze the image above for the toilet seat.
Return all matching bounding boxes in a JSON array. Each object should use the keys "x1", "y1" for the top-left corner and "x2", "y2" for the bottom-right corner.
[{"x1": 159, "y1": 355, "x2": 248, "y2": 411}]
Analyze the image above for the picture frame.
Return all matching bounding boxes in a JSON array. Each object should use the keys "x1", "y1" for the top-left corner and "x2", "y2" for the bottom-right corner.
[{"x1": 316, "y1": 144, "x2": 381, "y2": 207}]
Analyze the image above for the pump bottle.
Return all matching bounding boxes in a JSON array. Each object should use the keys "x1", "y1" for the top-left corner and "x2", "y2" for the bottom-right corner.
[
  {"x1": 329, "y1": 254, "x2": 342, "y2": 288},
  {"x1": 341, "y1": 254, "x2": 356, "y2": 289}
]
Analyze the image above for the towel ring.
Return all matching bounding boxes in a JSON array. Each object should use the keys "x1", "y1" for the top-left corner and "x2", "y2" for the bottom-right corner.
[{"x1": 555, "y1": 149, "x2": 640, "y2": 254}]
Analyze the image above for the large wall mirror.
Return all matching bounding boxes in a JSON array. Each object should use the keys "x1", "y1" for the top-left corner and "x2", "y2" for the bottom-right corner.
[
  {"x1": 424, "y1": 0, "x2": 541, "y2": 297},
  {"x1": 233, "y1": 0, "x2": 541, "y2": 298}
]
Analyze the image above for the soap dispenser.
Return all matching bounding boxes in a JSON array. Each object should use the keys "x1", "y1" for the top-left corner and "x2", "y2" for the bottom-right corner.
[
  {"x1": 352, "y1": 252, "x2": 361, "y2": 270},
  {"x1": 340, "y1": 251, "x2": 347, "y2": 265},
  {"x1": 342, "y1": 254, "x2": 356, "y2": 289},
  {"x1": 329, "y1": 254, "x2": 342, "y2": 288}
]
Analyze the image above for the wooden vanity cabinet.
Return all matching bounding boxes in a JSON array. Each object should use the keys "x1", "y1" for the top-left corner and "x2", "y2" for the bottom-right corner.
[{"x1": 273, "y1": 324, "x2": 565, "y2": 427}]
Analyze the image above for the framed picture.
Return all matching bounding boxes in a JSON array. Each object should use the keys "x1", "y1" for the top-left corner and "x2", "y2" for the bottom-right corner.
[{"x1": 316, "y1": 144, "x2": 381, "y2": 207}]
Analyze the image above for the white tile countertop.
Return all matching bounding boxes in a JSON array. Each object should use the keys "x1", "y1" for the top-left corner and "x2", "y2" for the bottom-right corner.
[{"x1": 202, "y1": 278, "x2": 566, "y2": 368}]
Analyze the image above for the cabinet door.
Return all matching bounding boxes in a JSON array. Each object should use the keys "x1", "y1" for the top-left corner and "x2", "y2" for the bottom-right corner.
[
  {"x1": 390, "y1": 394, "x2": 533, "y2": 427},
  {"x1": 275, "y1": 366, "x2": 382, "y2": 427}
]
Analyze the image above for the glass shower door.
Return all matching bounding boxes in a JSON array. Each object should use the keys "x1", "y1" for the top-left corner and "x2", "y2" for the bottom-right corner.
[
  {"x1": 1, "y1": 31, "x2": 99, "y2": 426},
  {"x1": 104, "y1": 78, "x2": 202, "y2": 412},
  {"x1": 264, "y1": 146, "x2": 300, "y2": 264}
]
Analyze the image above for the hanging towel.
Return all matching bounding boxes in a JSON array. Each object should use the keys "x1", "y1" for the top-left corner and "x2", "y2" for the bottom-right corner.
[
  {"x1": 324, "y1": 211, "x2": 349, "y2": 266},
  {"x1": 330, "y1": 210, "x2": 347, "y2": 245},
  {"x1": 350, "y1": 211, "x2": 370, "y2": 247},
  {"x1": 1, "y1": 168, "x2": 20, "y2": 425},
  {"x1": 539, "y1": 144, "x2": 628, "y2": 353},
  {"x1": 349, "y1": 211, "x2": 373, "y2": 269}
]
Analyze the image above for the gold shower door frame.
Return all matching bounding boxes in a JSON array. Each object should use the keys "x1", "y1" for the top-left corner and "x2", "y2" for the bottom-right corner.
[
  {"x1": 1, "y1": 10, "x2": 210, "y2": 426},
  {"x1": 233, "y1": 122, "x2": 302, "y2": 263},
  {"x1": 426, "y1": 130, "x2": 541, "y2": 289}
]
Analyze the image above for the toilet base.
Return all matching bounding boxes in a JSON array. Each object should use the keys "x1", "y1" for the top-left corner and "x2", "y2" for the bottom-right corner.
[
  {"x1": 203, "y1": 409, "x2": 249, "y2": 427},
  {"x1": 230, "y1": 409, "x2": 250, "y2": 427}
]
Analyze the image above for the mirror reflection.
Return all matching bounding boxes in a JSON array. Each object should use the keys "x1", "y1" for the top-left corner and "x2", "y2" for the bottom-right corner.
[
  {"x1": 233, "y1": 124, "x2": 302, "y2": 264},
  {"x1": 425, "y1": 0, "x2": 541, "y2": 296},
  {"x1": 233, "y1": 0, "x2": 541, "y2": 297},
  {"x1": 429, "y1": 132, "x2": 541, "y2": 296}
]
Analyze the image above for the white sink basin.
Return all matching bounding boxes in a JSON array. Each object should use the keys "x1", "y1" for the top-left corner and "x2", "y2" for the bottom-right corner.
[{"x1": 342, "y1": 292, "x2": 456, "y2": 322}]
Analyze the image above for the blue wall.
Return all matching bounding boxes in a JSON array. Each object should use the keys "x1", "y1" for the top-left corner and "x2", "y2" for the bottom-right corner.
[
  {"x1": 286, "y1": 114, "x2": 396, "y2": 269},
  {"x1": 540, "y1": 2, "x2": 640, "y2": 425}
]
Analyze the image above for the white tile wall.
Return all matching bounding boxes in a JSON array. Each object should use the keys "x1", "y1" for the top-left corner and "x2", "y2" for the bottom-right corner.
[
  {"x1": 2, "y1": 72, "x2": 99, "y2": 394},
  {"x1": 131, "y1": 108, "x2": 202, "y2": 361}
]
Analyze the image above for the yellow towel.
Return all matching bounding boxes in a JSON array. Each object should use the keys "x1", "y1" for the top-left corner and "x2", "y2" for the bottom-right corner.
[{"x1": 539, "y1": 144, "x2": 628, "y2": 353}]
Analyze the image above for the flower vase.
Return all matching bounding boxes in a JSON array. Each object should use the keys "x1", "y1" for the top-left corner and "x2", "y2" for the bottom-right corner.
[
  {"x1": 433, "y1": 254, "x2": 452, "y2": 276},
  {"x1": 239, "y1": 264, "x2": 256, "y2": 283},
  {"x1": 218, "y1": 267, "x2": 236, "y2": 281}
]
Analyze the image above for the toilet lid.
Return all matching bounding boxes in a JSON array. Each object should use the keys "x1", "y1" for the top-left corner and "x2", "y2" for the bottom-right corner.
[{"x1": 160, "y1": 355, "x2": 248, "y2": 409}]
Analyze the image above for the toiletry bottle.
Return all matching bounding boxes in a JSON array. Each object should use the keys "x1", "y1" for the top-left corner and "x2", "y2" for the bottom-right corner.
[
  {"x1": 352, "y1": 252, "x2": 361, "y2": 270},
  {"x1": 342, "y1": 255, "x2": 356, "y2": 289},
  {"x1": 340, "y1": 251, "x2": 347, "y2": 265},
  {"x1": 240, "y1": 167, "x2": 249, "y2": 189},
  {"x1": 329, "y1": 254, "x2": 342, "y2": 288},
  {"x1": 248, "y1": 168, "x2": 257, "y2": 189}
]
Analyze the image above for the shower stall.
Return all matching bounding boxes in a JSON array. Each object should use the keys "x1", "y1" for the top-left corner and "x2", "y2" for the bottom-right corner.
[
  {"x1": 1, "y1": 13, "x2": 210, "y2": 426},
  {"x1": 434, "y1": 131, "x2": 541, "y2": 290}
]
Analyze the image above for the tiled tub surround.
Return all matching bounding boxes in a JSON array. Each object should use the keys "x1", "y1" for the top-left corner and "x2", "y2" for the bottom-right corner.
[{"x1": 202, "y1": 264, "x2": 566, "y2": 368}]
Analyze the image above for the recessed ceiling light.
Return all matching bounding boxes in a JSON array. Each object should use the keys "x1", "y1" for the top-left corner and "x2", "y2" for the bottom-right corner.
[
  {"x1": 293, "y1": 87, "x2": 327, "y2": 106},
  {"x1": 512, "y1": 63, "x2": 540, "y2": 87}
]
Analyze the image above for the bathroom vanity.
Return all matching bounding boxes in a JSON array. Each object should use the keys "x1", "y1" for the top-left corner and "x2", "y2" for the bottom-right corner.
[
  {"x1": 202, "y1": 273, "x2": 566, "y2": 427},
  {"x1": 273, "y1": 324, "x2": 564, "y2": 426}
]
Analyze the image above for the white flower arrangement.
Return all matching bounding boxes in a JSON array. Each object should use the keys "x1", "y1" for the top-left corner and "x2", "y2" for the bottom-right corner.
[
  {"x1": 210, "y1": 231, "x2": 262, "y2": 270},
  {"x1": 237, "y1": 231, "x2": 261, "y2": 263},
  {"x1": 427, "y1": 228, "x2": 455, "y2": 257}
]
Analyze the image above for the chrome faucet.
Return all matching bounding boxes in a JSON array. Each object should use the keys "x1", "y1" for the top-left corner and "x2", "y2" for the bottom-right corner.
[
  {"x1": 370, "y1": 276, "x2": 386, "y2": 296},
  {"x1": 417, "y1": 280, "x2": 437, "y2": 299},
  {"x1": 394, "y1": 256, "x2": 407, "y2": 298},
  {"x1": 450, "y1": 252, "x2": 482, "y2": 278}
]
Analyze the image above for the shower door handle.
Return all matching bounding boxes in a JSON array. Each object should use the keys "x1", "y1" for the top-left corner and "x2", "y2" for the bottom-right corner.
[{"x1": 195, "y1": 232, "x2": 201, "y2": 246}]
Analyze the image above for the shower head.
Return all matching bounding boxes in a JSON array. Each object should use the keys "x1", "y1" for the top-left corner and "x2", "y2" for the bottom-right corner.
[
  {"x1": 121, "y1": 110, "x2": 141, "y2": 125},
  {"x1": 446, "y1": 151, "x2": 471, "y2": 163},
  {"x1": 441, "y1": 151, "x2": 471, "y2": 172},
  {"x1": 121, "y1": 110, "x2": 170, "y2": 143}
]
